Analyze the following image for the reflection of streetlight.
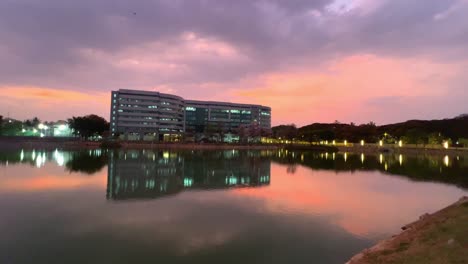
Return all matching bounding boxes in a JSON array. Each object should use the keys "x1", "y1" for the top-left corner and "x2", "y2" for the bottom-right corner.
[{"x1": 444, "y1": 155, "x2": 449, "y2": 167}]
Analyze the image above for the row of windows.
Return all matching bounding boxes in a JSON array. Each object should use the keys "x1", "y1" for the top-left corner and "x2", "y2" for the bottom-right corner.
[
  {"x1": 185, "y1": 107, "x2": 253, "y2": 115},
  {"x1": 118, "y1": 97, "x2": 182, "y2": 106},
  {"x1": 118, "y1": 116, "x2": 181, "y2": 121},
  {"x1": 119, "y1": 104, "x2": 183, "y2": 111}
]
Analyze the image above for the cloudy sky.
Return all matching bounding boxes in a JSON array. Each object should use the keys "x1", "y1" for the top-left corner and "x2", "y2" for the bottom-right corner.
[{"x1": 0, "y1": 0, "x2": 467, "y2": 126}]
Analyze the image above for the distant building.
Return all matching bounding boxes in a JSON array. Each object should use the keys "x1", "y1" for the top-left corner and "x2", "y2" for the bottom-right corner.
[{"x1": 110, "y1": 89, "x2": 271, "y2": 141}]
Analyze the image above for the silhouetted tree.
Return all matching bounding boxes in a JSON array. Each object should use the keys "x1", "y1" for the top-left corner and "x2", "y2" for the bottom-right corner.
[
  {"x1": 274, "y1": 114, "x2": 468, "y2": 144},
  {"x1": 68, "y1": 115, "x2": 109, "y2": 139},
  {"x1": 237, "y1": 125, "x2": 248, "y2": 144},
  {"x1": 272, "y1": 124, "x2": 297, "y2": 140}
]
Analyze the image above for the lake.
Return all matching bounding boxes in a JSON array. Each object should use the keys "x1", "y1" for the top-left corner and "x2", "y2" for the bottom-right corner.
[{"x1": 0, "y1": 149, "x2": 467, "y2": 264}]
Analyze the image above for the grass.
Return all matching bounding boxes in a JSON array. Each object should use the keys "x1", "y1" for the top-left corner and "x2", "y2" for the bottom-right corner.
[{"x1": 352, "y1": 198, "x2": 468, "y2": 264}]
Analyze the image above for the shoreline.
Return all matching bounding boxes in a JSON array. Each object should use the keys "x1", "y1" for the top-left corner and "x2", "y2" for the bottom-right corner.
[
  {"x1": 346, "y1": 196, "x2": 468, "y2": 264},
  {"x1": 0, "y1": 138, "x2": 467, "y2": 155},
  {"x1": 337, "y1": 145, "x2": 468, "y2": 157},
  {"x1": 0, "y1": 139, "x2": 279, "y2": 151}
]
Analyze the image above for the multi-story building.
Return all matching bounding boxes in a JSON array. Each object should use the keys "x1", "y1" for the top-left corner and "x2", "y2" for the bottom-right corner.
[
  {"x1": 110, "y1": 89, "x2": 185, "y2": 141},
  {"x1": 110, "y1": 89, "x2": 271, "y2": 141}
]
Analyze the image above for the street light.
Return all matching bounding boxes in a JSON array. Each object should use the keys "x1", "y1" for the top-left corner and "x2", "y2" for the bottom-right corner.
[{"x1": 443, "y1": 141, "x2": 449, "y2": 149}]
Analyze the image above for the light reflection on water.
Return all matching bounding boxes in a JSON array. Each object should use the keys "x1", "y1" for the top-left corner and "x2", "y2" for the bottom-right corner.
[{"x1": 0, "y1": 149, "x2": 467, "y2": 264}]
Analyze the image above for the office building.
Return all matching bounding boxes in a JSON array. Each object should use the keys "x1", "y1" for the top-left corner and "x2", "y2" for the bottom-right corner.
[{"x1": 110, "y1": 89, "x2": 271, "y2": 141}]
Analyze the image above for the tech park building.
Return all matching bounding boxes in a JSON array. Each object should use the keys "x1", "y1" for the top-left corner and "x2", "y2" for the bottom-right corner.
[{"x1": 110, "y1": 89, "x2": 271, "y2": 142}]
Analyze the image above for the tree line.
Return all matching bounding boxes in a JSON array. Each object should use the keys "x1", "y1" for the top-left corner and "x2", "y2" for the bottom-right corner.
[
  {"x1": 272, "y1": 114, "x2": 468, "y2": 146},
  {"x1": 0, "y1": 114, "x2": 109, "y2": 139}
]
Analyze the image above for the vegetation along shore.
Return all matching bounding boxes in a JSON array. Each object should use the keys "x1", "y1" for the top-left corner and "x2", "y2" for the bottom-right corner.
[{"x1": 347, "y1": 197, "x2": 468, "y2": 264}]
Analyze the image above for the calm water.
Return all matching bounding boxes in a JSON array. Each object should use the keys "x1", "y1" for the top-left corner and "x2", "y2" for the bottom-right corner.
[{"x1": 0, "y1": 149, "x2": 467, "y2": 264}]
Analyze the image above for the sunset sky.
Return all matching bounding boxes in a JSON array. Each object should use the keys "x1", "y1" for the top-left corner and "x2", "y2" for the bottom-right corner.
[{"x1": 0, "y1": 0, "x2": 467, "y2": 126}]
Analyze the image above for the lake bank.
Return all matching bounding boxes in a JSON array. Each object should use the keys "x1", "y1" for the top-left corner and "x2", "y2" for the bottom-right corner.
[
  {"x1": 347, "y1": 196, "x2": 468, "y2": 264},
  {"x1": 0, "y1": 138, "x2": 278, "y2": 150},
  {"x1": 1, "y1": 137, "x2": 467, "y2": 155}
]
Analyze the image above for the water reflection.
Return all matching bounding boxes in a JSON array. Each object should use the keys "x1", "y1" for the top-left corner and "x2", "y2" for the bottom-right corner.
[
  {"x1": 0, "y1": 149, "x2": 467, "y2": 264},
  {"x1": 1, "y1": 149, "x2": 104, "y2": 170},
  {"x1": 0, "y1": 149, "x2": 467, "y2": 190},
  {"x1": 270, "y1": 151, "x2": 468, "y2": 189},
  {"x1": 107, "y1": 150, "x2": 271, "y2": 200}
]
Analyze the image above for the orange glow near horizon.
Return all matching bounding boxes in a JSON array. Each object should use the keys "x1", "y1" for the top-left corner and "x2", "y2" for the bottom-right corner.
[
  {"x1": 0, "y1": 86, "x2": 109, "y2": 121},
  {"x1": 0, "y1": 54, "x2": 465, "y2": 125},
  {"x1": 232, "y1": 54, "x2": 461, "y2": 125}
]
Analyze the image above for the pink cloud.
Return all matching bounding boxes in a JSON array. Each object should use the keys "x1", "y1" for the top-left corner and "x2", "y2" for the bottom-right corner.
[{"x1": 231, "y1": 54, "x2": 466, "y2": 125}]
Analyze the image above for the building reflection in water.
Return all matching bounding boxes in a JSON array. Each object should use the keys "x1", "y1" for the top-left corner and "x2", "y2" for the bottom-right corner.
[{"x1": 106, "y1": 150, "x2": 271, "y2": 200}]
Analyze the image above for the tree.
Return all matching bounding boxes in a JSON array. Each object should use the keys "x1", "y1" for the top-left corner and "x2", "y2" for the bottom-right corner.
[
  {"x1": 237, "y1": 125, "x2": 248, "y2": 144},
  {"x1": 272, "y1": 124, "x2": 297, "y2": 140},
  {"x1": 428, "y1": 133, "x2": 444, "y2": 145},
  {"x1": 205, "y1": 123, "x2": 218, "y2": 142},
  {"x1": 401, "y1": 128, "x2": 428, "y2": 145},
  {"x1": 0, "y1": 115, "x2": 3, "y2": 134},
  {"x1": 68, "y1": 115, "x2": 109, "y2": 139}
]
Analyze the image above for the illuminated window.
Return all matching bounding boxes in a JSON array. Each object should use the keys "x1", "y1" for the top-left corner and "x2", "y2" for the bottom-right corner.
[
  {"x1": 186, "y1": 107, "x2": 196, "y2": 111},
  {"x1": 241, "y1": 110, "x2": 251, "y2": 114},
  {"x1": 261, "y1": 112, "x2": 270, "y2": 116},
  {"x1": 231, "y1": 110, "x2": 240, "y2": 114}
]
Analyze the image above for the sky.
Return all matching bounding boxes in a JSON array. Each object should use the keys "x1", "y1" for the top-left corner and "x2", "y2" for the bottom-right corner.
[{"x1": 0, "y1": 0, "x2": 467, "y2": 126}]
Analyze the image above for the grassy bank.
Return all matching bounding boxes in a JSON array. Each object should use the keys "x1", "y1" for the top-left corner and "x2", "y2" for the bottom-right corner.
[{"x1": 347, "y1": 197, "x2": 468, "y2": 264}]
